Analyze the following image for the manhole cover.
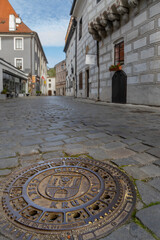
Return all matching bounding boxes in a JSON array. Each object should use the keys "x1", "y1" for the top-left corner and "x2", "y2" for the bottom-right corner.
[{"x1": 0, "y1": 158, "x2": 136, "y2": 240}]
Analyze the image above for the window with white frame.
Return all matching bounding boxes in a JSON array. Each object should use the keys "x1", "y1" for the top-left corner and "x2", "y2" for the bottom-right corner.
[
  {"x1": 15, "y1": 58, "x2": 23, "y2": 70},
  {"x1": 0, "y1": 37, "x2": 1, "y2": 50},
  {"x1": 14, "y1": 37, "x2": 23, "y2": 50},
  {"x1": 35, "y1": 62, "x2": 38, "y2": 70},
  {"x1": 35, "y1": 42, "x2": 37, "y2": 52},
  {"x1": 49, "y1": 83, "x2": 51, "y2": 88}
]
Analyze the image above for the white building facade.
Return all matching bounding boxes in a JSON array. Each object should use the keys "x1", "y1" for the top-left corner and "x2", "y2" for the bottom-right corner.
[
  {"x1": 46, "y1": 77, "x2": 56, "y2": 96},
  {"x1": 64, "y1": 18, "x2": 77, "y2": 97},
  {"x1": 69, "y1": 0, "x2": 160, "y2": 106}
]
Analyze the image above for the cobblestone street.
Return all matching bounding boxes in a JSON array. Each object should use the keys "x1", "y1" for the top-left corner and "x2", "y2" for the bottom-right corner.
[{"x1": 0, "y1": 96, "x2": 160, "y2": 240}]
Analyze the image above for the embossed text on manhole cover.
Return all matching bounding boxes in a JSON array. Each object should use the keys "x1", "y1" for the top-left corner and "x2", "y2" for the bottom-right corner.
[{"x1": 0, "y1": 158, "x2": 136, "y2": 240}]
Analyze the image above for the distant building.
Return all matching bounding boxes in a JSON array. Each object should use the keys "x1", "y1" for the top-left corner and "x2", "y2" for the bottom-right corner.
[
  {"x1": 67, "y1": 0, "x2": 160, "y2": 106},
  {"x1": 64, "y1": 17, "x2": 77, "y2": 97},
  {"x1": 0, "y1": 0, "x2": 48, "y2": 96},
  {"x1": 46, "y1": 77, "x2": 56, "y2": 96},
  {"x1": 55, "y1": 60, "x2": 66, "y2": 96}
]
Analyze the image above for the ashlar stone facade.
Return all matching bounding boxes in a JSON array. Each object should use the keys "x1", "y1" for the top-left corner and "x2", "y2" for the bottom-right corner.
[{"x1": 69, "y1": 0, "x2": 160, "y2": 106}]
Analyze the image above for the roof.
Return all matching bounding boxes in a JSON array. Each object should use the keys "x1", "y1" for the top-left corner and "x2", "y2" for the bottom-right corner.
[
  {"x1": 0, "y1": 0, "x2": 48, "y2": 63},
  {"x1": 64, "y1": 18, "x2": 77, "y2": 53},
  {"x1": 0, "y1": 0, "x2": 32, "y2": 33},
  {"x1": 70, "y1": 0, "x2": 77, "y2": 15}
]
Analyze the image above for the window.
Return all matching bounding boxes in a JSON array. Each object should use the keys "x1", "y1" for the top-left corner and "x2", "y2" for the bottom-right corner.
[
  {"x1": 114, "y1": 41, "x2": 124, "y2": 65},
  {"x1": 79, "y1": 17, "x2": 82, "y2": 40},
  {"x1": 15, "y1": 58, "x2": 23, "y2": 70},
  {"x1": 35, "y1": 43, "x2": 37, "y2": 52},
  {"x1": 49, "y1": 84, "x2": 51, "y2": 88},
  {"x1": 0, "y1": 37, "x2": 1, "y2": 50},
  {"x1": 14, "y1": 37, "x2": 23, "y2": 50},
  {"x1": 97, "y1": 0, "x2": 101, "y2": 3},
  {"x1": 35, "y1": 62, "x2": 37, "y2": 71},
  {"x1": 49, "y1": 79, "x2": 51, "y2": 82},
  {"x1": 79, "y1": 72, "x2": 83, "y2": 90}
]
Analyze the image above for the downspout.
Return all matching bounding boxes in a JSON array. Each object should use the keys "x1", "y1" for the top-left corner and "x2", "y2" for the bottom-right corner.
[{"x1": 97, "y1": 41, "x2": 100, "y2": 101}]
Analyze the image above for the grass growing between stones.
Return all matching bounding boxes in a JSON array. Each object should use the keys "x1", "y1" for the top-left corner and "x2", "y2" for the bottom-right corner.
[
  {"x1": 133, "y1": 217, "x2": 159, "y2": 240},
  {"x1": 143, "y1": 201, "x2": 160, "y2": 209}
]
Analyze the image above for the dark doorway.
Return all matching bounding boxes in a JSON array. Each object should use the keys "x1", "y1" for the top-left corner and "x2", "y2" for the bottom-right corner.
[
  {"x1": 86, "y1": 69, "x2": 89, "y2": 98},
  {"x1": 48, "y1": 90, "x2": 52, "y2": 96},
  {"x1": 112, "y1": 70, "x2": 127, "y2": 104}
]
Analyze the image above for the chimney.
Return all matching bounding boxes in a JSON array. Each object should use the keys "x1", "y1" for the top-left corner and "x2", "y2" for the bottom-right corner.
[{"x1": 9, "y1": 14, "x2": 16, "y2": 31}]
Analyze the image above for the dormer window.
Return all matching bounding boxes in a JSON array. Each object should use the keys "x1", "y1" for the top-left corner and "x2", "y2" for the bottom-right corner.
[{"x1": 14, "y1": 37, "x2": 23, "y2": 50}]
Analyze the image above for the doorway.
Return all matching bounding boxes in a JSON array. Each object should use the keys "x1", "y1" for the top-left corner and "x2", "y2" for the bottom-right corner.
[
  {"x1": 86, "y1": 69, "x2": 89, "y2": 98},
  {"x1": 112, "y1": 70, "x2": 127, "y2": 104},
  {"x1": 48, "y1": 90, "x2": 52, "y2": 96}
]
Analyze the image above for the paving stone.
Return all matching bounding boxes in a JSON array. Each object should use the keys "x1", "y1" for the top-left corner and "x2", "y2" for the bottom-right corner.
[
  {"x1": 87, "y1": 148, "x2": 111, "y2": 161},
  {"x1": 63, "y1": 137, "x2": 88, "y2": 144},
  {"x1": 0, "y1": 151, "x2": 16, "y2": 159},
  {"x1": 0, "y1": 235, "x2": 9, "y2": 240},
  {"x1": 121, "y1": 138, "x2": 141, "y2": 146},
  {"x1": 86, "y1": 133, "x2": 109, "y2": 139},
  {"x1": 127, "y1": 143, "x2": 150, "y2": 153},
  {"x1": 20, "y1": 138, "x2": 44, "y2": 146},
  {"x1": 42, "y1": 151, "x2": 65, "y2": 160},
  {"x1": 101, "y1": 141, "x2": 126, "y2": 150},
  {"x1": 136, "y1": 205, "x2": 160, "y2": 238},
  {"x1": 18, "y1": 146, "x2": 39, "y2": 156},
  {"x1": 148, "y1": 177, "x2": 160, "y2": 192},
  {"x1": 44, "y1": 134, "x2": 69, "y2": 142},
  {"x1": 123, "y1": 166, "x2": 149, "y2": 179},
  {"x1": 154, "y1": 159, "x2": 160, "y2": 167},
  {"x1": 101, "y1": 223, "x2": 154, "y2": 240},
  {"x1": 136, "y1": 180, "x2": 160, "y2": 205},
  {"x1": 0, "y1": 169, "x2": 11, "y2": 176},
  {"x1": 40, "y1": 145, "x2": 64, "y2": 153},
  {"x1": 140, "y1": 164, "x2": 160, "y2": 178},
  {"x1": 146, "y1": 148, "x2": 160, "y2": 158},
  {"x1": 131, "y1": 153, "x2": 157, "y2": 165},
  {"x1": 105, "y1": 148, "x2": 136, "y2": 160},
  {"x1": 136, "y1": 200, "x2": 144, "y2": 210},
  {"x1": 40, "y1": 141, "x2": 64, "y2": 147},
  {"x1": 112, "y1": 157, "x2": 138, "y2": 166},
  {"x1": 64, "y1": 144, "x2": 87, "y2": 155},
  {"x1": 0, "y1": 157, "x2": 18, "y2": 169}
]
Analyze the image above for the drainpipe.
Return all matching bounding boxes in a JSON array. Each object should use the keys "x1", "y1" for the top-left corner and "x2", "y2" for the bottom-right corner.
[{"x1": 97, "y1": 41, "x2": 100, "y2": 101}]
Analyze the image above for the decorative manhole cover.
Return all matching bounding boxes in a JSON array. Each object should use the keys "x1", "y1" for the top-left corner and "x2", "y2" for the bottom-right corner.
[{"x1": 0, "y1": 158, "x2": 136, "y2": 240}]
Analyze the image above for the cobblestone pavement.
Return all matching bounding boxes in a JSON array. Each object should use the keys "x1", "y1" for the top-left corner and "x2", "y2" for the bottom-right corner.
[{"x1": 0, "y1": 96, "x2": 160, "y2": 240}]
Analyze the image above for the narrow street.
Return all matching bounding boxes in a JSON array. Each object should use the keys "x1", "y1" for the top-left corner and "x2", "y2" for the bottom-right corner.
[{"x1": 0, "y1": 96, "x2": 160, "y2": 240}]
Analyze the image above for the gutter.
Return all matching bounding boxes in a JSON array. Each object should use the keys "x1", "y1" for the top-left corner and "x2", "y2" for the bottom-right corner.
[{"x1": 70, "y1": 0, "x2": 77, "y2": 15}]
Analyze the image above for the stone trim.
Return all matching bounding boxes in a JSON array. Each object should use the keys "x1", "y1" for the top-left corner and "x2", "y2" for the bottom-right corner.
[{"x1": 88, "y1": 0, "x2": 140, "y2": 41}]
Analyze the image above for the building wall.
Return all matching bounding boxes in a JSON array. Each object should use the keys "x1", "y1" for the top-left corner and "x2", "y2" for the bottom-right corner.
[
  {"x1": 55, "y1": 60, "x2": 66, "y2": 96},
  {"x1": 0, "y1": 35, "x2": 31, "y2": 73},
  {"x1": 66, "y1": 30, "x2": 76, "y2": 97},
  {"x1": 0, "y1": 59, "x2": 28, "y2": 95},
  {"x1": 47, "y1": 77, "x2": 56, "y2": 96},
  {"x1": 73, "y1": 0, "x2": 160, "y2": 106}
]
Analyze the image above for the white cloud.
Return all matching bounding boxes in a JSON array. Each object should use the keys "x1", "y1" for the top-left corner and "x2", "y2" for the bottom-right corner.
[{"x1": 34, "y1": 18, "x2": 69, "y2": 47}]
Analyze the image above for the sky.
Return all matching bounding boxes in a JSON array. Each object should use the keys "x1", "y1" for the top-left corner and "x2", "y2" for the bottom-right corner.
[{"x1": 9, "y1": 0, "x2": 73, "y2": 68}]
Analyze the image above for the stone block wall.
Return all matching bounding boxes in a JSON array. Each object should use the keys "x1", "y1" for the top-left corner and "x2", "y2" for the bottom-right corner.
[{"x1": 74, "y1": 0, "x2": 160, "y2": 105}]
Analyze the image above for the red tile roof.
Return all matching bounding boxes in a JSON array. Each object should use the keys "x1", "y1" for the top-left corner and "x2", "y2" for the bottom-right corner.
[{"x1": 0, "y1": 0, "x2": 32, "y2": 33}]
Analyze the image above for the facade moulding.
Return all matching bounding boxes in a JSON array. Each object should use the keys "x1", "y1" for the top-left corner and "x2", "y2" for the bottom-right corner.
[{"x1": 88, "y1": 0, "x2": 140, "y2": 41}]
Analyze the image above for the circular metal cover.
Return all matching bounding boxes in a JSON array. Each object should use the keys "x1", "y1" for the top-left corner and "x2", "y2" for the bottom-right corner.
[{"x1": 0, "y1": 158, "x2": 136, "y2": 240}]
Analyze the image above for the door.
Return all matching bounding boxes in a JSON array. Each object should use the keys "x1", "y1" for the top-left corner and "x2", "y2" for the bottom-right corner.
[
  {"x1": 112, "y1": 70, "x2": 127, "y2": 104},
  {"x1": 48, "y1": 90, "x2": 52, "y2": 96},
  {"x1": 86, "y1": 69, "x2": 89, "y2": 98}
]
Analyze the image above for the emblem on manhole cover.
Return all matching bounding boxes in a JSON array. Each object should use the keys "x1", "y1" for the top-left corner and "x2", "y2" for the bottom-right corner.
[{"x1": 0, "y1": 158, "x2": 136, "y2": 240}]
